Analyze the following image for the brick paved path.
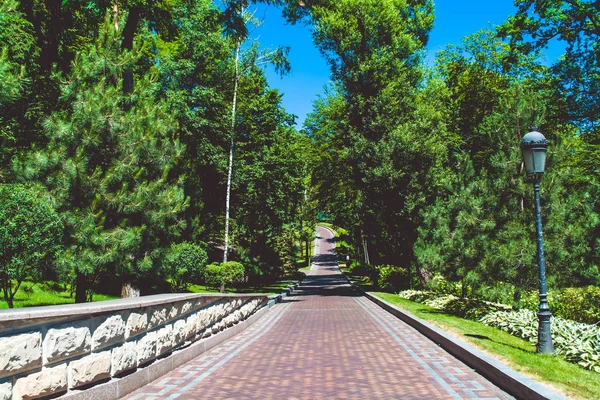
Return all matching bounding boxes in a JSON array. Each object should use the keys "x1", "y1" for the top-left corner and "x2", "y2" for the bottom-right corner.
[{"x1": 126, "y1": 226, "x2": 514, "y2": 400}]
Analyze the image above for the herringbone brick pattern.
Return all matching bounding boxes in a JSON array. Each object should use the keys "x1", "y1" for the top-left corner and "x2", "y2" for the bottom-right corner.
[{"x1": 125, "y1": 227, "x2": 513, "y2": 400}]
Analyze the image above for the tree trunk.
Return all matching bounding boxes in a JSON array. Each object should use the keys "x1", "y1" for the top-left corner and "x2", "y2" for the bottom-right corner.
[
  {"x1": 121, "y1": 6, "x2": 140, "y2": 95},
  {"x1": 223, "y1": 39, "x2": 241, "y2": 264},
  {"x1": 121, "y1": 282, "x2": 140, "y2": 298},
  {"x1": 75, "y1": 272, "x2": 87, "y2": 303},
  {"x1": 306, "y1": 239, "x2": 310, "y2": 267},
  {"x1": 3, "y1": 283, "x2": 14, "y2": 308},
  {"x1": 220, "y1": 282, "x2": 225, "y2": 293},
  {"x1": 361, "y1": 229, "x2": 370, "y2": 265}
]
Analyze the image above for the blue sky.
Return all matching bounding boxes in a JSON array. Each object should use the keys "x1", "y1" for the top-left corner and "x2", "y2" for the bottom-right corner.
[{"x1": 253, "y1": 1, "x2": 555, "y2": 127}]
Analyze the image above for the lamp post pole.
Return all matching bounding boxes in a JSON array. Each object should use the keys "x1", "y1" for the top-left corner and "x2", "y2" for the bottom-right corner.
[
  {"x1": 520, "y1": 129, "x2": 554, "y2": 354},
  {"x1": 533, "y1": 178, "x2": 553, "y2": 354}
]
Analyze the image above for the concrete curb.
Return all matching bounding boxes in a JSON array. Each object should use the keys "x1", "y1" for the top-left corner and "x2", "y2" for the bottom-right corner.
[{"x1": 340, "y1": 266, "x2": 568, "y2": 400}]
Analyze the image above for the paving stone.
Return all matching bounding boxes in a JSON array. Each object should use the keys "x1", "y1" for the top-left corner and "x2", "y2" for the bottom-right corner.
[{"x1": 124, "y1": 226, "x2": 514, "y2": 400}]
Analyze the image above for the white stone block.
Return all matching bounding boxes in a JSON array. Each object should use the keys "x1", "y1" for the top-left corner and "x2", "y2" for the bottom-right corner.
[
  {"x1": 156, "y1": 325, "x2": 173, "y2": 355},
  {"x1": 168, "y1": 305, "x2": 179, "y2": 320},
  {"x1": 181, "y1": 301, "x2": 193, "y2": 315},
  {"x1": 126, "y1": 312, "x2": 148, "y2": 338},
  {"x1": 13, "y1": 364, "x2": 67, "y2": 400},
  {"x1": 0, "y1": 380, "x2": 11, "y2": 400},
  {"x1": 0, "y1": 332, "x2": 42, "y2": 377},
  {"x1": 173, "y1": 320, "x2": 187, "y2": 345},
  {"x1": 148, "y1": 307, "x2": 167, "y2": 329},
  {"x1": 111, "y1": 342, "x2": 137, "y2": 376},
  {"x1": 68, "y1": 351, "x2": 111, "y2": 389},
  {"x1": 92, "y1": 314, "x2": 126, "y2": 350},
  {"x1": 185, "y1": 315, "x2": 197, "y2": 339},
  {"x1": 136, "y1": 332, "x2": 156, "y2": 365},
  {"x1": 43, "y1": 321, "x2": 91, "y2": 364}
]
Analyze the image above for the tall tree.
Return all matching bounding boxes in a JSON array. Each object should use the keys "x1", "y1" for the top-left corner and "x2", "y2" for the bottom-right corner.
[
  {"x1": 499, "y1": 0, "x2": 600, "y2": 133},
  {"x1": 220, "y1": 1, "x2": 290, "y2": 263},
  {"x1": 15, "y1": 15, "x2": 187, "y2": 302}
]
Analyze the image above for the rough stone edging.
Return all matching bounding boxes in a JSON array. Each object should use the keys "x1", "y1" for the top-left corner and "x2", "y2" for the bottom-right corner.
[
  {"x1": 348, "y1": 277, "x2": 568, "y2": 400},
  {"x1": 267, "y1": 281, "x2": 299, "y2": 306},
  {"x1": 60, "y1": 304, "x2": 272, "y2": 400},
  {"x1": 56, "y1": 281, "x2": 299, "y2": 400},
  {"x1": 0, "y1": 293, "x2": 255, "y2": 333}
]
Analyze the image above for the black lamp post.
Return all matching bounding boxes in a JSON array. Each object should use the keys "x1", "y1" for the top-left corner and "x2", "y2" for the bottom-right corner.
[{"x1": 520, "y1": 129, "x2": 554, "y2": 354}]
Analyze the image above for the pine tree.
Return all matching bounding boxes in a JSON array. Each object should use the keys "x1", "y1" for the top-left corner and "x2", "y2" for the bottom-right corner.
[{"x1": 15, "y1": 14, "x2": 187, "y2": 302}]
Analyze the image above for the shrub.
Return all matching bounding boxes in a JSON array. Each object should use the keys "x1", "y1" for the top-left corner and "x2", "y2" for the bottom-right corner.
[
  {"x1": 163, "y1": 242, "x2": 208, "y2": 292},
  {"x1": 0, "y1": 184, "x2": 62, "y2": 308},
  {"x1": 426, "y1": 296, "x2": 512, "y2": 320},
  {"x1": 551, "y1": 286, "x2": 600, "y2": 324},
  {"x1": 349, "y1": 261, "x2": 378, "y2": 282},
  {"x1": 398, "y1": 290, "x2": 436, "y2": 303},
  {"x1": 481, "y1": 310, "x2": 600, "y2": 373},
  {"x1": 377, "y1": 265, "x2": 410, "y2": 291},
  {"x1": 204, "y1": 261, "x2": 245, "y2": 293},
  {"x1": 517, "y1": 287, "x2": 600, "y2": 324},
  {"x1": 426, "y1": 274, "x2": 459, "y2": 295}
]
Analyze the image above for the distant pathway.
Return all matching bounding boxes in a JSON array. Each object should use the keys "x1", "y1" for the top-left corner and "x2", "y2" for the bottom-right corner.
[{"x1": 126, "y1": 226, "x2": 513, "y2": 399}]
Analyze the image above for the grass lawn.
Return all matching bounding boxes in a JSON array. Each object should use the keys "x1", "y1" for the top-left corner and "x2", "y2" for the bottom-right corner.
[
  {"x1": 370, "y1": 291, "x2": 600, "y2": 400},
  {"x1": 188, "y1": 281, "x2": 292, "y2": 296},
  {"x1": 0, "y1": 279, "x2": 296, "y2": 309},
  {"x1": 0, "y1": 281, "x2": 118, "y2": 309}
]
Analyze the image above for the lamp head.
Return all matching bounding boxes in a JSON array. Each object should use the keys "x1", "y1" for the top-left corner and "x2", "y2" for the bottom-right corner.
[{"x1": 520, "y1": 130, "x2": 549, "y2": 175}]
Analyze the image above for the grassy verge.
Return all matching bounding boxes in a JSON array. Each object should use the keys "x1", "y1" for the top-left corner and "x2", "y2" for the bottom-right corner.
[
  {"x1": 188, "y1": 281, "x2": 292, "y2": 296},
  {"x1": 370, "y1": 291, "x2": 600, "y2": 400},
  {"x1": 1, "y1": 279, "x2": 295, "y2": 309},
  {"x1": 0, "y1": 281, "x2": 118, "y2": 309}
]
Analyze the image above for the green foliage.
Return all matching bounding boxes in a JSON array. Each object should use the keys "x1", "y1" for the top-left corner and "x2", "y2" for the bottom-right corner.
[
  {"x1": 499, "y1": 0, "x2": 600, "y2": 131},
  {"x1": 550, "y1": 287, "x2": 600, "y2": 325},
  {"x1": 400, "y1": 290, "x2": 512, "y2": 320},
  {"x1": 163, "y1": 242, "x2": 208, "y2": 292},
  {"x1": 516, "y1": 287, "x2": 600, "y2": 324},
  {"x1": 15, "y1": 15, "x2": 187, "y2": 301},
  {"x1": 0, "y1": 184, "x2": 62, "y2": 307},
  {"x1": 397, "y1": 289, "x2": 437, "y2": 303},
  {"x1": 481, "y1": 310, "x2": 600, "y2": 373},
  {"x1": 204, "y1": 261, "x2": 245, "y2": 292},
  {"x1": 376, "y1": 265, "x2": 410, "y2": 292}
]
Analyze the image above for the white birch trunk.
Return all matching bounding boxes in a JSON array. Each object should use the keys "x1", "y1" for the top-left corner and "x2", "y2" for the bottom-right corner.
[{"x1": 224, "y1": 39, "x2": 241, "y2": 264}]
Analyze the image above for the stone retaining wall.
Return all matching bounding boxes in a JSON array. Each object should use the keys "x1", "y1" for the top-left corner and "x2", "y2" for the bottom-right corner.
[{"x1": 0, "y1": 293, "x2": 268, "y2": 400}]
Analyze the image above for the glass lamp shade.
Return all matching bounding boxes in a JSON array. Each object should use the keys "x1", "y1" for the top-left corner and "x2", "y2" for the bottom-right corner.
[{"x1": 520, "y1": 131, "x2": 549, "y2": 174}]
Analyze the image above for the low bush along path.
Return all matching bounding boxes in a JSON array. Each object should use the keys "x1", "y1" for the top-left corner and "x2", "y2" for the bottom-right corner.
[{"x1": 126, "y1": 226, "x2": 513, "y2": 399}]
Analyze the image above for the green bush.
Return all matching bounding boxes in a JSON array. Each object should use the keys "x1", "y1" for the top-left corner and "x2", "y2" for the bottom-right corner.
[
  {"x1": 551, "y1": 287, "x2": 600, "y2": 324},
  {"x1": 481, "y1": 310, "x2": 600, "y2": 373},
  {"x1": 377, "y1": 265, "x2": 410, "y2": 291},
  {"x1": 163, "y1": 242, "x2": 208, "y2": 292},
  {"x1": 0, "y1": 184, "x2": 62, "y2": 308},
  {"x1": 424, "y1": 295, "x2": 512, "y2": 320},
  {"x1": 349, "y1": 261, "x2": 378, "y2": 282},
  {"x1": 426, "y1": 274, "x2": 459, "y2": 295},
  {"x1": 517, "y1": 287, "x2": 600, "y2": 324},
  {"x1": 204, "y1": 261, "x2": 245, "y2": 293},
  {"x1": 398, "y1": 289, "x2": 436, "y2": 303}
]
